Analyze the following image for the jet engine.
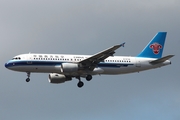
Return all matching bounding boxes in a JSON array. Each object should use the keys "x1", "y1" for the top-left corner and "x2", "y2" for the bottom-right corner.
[
  {"x1": 61, "y1": 63, "x2": 79, "y2": 73},
  {"x1": 48, "y1": 73, "x2": 71, "y2": 84}
]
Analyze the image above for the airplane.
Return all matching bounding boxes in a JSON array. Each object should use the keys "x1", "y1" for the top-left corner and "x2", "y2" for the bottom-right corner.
[{"x1": 5, "y1": 32, "x2": 174, "y2": 88}]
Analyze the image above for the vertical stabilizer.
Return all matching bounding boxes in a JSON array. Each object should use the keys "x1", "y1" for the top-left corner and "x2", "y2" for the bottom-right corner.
[{"x1": 137, "y1": 32, "x2": 167, "y2": 58}]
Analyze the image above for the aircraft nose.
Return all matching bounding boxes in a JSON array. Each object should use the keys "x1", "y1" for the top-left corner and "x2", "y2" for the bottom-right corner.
[
  {"x1": 5, "y1": 63, "x2": 8, "y2": 68},
  {"x1": 4, "y1": 62, "x2": 11, "y2": 69}
]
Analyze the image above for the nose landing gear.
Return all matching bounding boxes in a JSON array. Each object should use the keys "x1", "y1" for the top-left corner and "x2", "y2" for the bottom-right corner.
[{"x1": 26, "y1": 72, "x2": 30, "y2": 82}]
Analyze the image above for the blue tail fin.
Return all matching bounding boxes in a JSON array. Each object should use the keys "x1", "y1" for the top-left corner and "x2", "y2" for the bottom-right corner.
[{"x1": 137, "y1": 32, "x2": 167, "y2": 58}]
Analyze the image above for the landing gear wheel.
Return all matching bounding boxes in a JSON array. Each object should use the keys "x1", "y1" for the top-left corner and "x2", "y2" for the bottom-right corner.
[
  {"x1": 77, "y1": 81, "x2": 84, "y2": 88},
  {"x1": 26, "y1": 72, "x2": 31, "y2": 82},
  {"x1": 26, "y1": 78, "x2": 30, "y2": 82},
  {"x1": 86, "y1": 75, "x2": 92, "y2": 81}
]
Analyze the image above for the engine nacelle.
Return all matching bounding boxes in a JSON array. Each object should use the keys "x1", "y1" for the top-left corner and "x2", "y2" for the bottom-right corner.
[
  {"x1": 61, "y1": 63, "x2": 79, "y2": 73},
  {"x1": 48, "y1": 73, "x2": 71, "y2": 84}
]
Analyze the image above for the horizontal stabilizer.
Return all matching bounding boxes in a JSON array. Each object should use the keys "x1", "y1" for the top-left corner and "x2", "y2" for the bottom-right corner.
[{"x1": 150, "y1": 55, "x2": 174, "y2": 64}]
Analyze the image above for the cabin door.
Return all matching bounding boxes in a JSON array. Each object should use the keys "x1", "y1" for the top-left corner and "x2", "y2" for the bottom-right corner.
[{"x1": 27, "y1": 54, "x2": 32, "y2": 64}]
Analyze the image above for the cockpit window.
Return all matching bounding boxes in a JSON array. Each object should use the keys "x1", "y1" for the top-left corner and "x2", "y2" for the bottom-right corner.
[{"x1": 12, "y1": 57, "x2": 21, "y2": 60}]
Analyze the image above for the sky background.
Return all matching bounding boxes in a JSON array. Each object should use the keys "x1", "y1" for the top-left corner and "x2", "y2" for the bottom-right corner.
[{"x1": 0, "y1": 0, "x2": 179, "y2": 120}]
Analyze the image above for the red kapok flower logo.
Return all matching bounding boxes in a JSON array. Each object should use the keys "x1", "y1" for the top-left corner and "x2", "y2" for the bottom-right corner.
[{"x1": 150, "y1": 43, "x2": 162, "y2": 54}]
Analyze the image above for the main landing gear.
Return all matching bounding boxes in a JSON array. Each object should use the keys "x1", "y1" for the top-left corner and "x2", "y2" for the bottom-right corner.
[
  {"x1": 26, "y1": 72, "x2": 30, "y2": 82},
  {"x1": 76, "y1": 76, "x2": 84, "y2": 88},
  {"x1": 76, "y1": 75, "x2": 92, "y2": 88},
  {"x1": 77, "y1": 81, "x2": 84, "y2": 88},
  {"x1": 86, "y1": 75, "x2": 92, "y2": 81}
]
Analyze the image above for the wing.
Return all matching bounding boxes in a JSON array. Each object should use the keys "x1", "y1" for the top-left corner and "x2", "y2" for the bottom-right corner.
[{"x1": 78, "y1": 43, "x2": 125, "y2": 71}]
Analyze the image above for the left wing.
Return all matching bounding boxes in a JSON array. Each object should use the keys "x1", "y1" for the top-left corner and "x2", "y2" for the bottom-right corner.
[{"x1": 78, "y1": 43, "x2": 125, "y2": 71}]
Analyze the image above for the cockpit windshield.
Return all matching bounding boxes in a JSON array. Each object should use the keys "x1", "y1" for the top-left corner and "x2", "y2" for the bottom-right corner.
[{"x1": 12, "y1": 57, "x2": 21, "y2": 60}]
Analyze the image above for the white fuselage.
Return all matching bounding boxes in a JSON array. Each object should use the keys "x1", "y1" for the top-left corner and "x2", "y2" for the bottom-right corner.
[
  {"x1": 5, "y1": 53, "x2": 171, "y2": 76},
  {"x1": 4, "y1": 32, "x2": 173, "y2": 88}
]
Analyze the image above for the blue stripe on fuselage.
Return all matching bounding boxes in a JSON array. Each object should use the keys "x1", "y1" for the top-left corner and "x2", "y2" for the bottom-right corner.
[{"x1": 5, "y1": 60, "x2": 134, "y2": 68}]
